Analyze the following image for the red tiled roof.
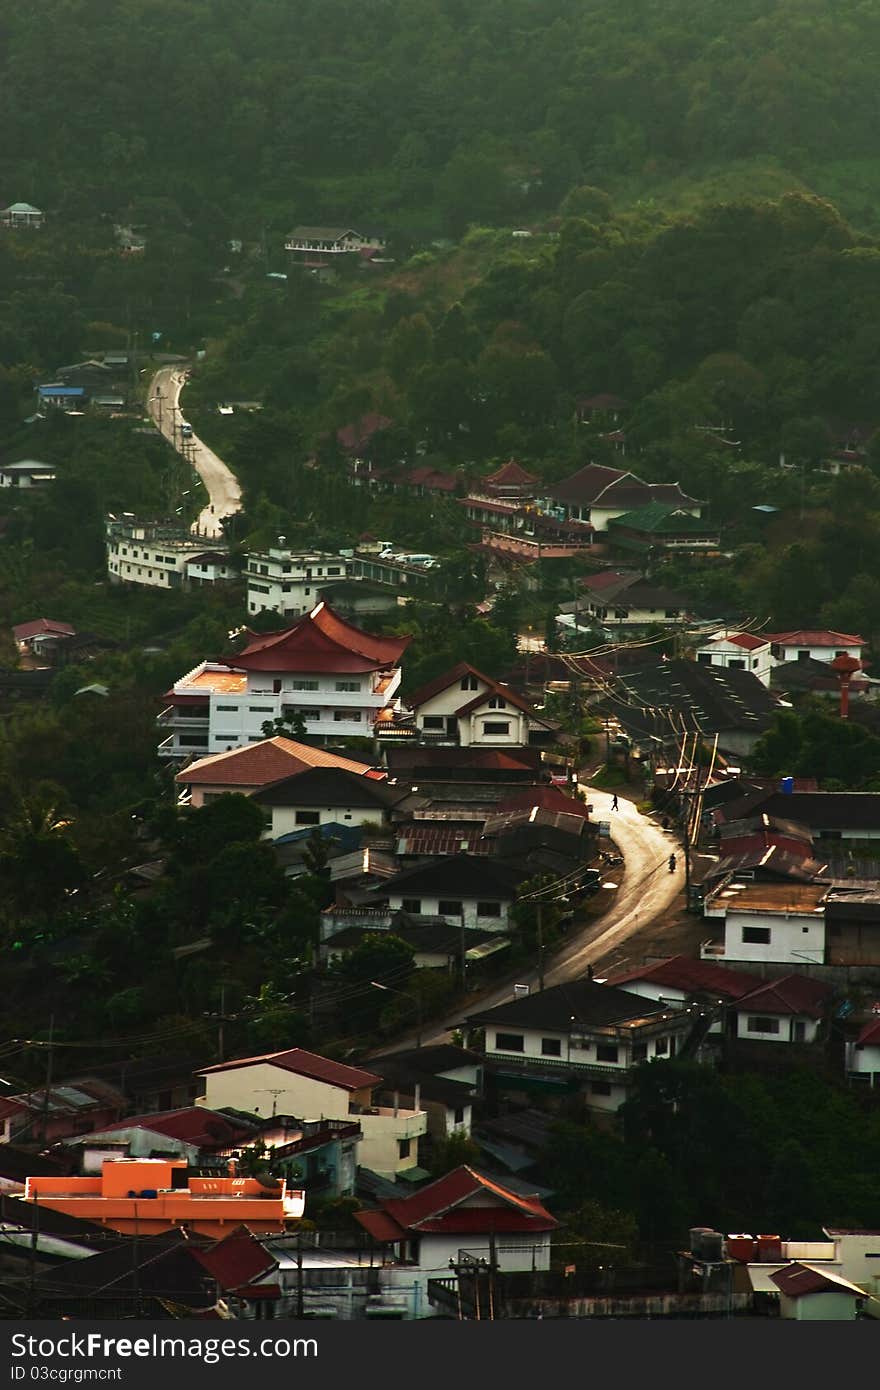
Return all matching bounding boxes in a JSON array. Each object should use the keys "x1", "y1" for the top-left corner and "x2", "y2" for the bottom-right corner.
[
  {"x1": 13, "y1": 618, "x2": 75, "y2": 642},
  {"x1": 606, "y1": 955, "x2": 759, "y2": 999},
  {"x1": 176, "y1": 737, "x2": 379, "y2": 788},
  {"x1": 550, "y1": 464, "x2": 630, "y2": 506},
  {"x1": 232, "y1": 602, "x2": 410, "y2": 674},
  {"x1": 198, "y1": 1047, "x2": 381, "y2": 1091},
  {"x1": 495, "y1": 786, "x2": 591, "y2": 819},
  {"x1": 580, "y1": 568, "x2": 639, "y2": 593},
  {"x1": 192, "y1": 1227, "x2": 278, "y2": 1292},
  {"x1": 0, "y1": 1098, "x2": 28, "y2": 1121},
  {"x1": 856, "y1": 1018, "x2": 880, "y2": 1046},
  {"x1": 483, "y1": 459, "x2": 539, "y2": 487},
  {"x1": 703, "y1": 632, "x2": 768, "y2": 652},
  {"x1": 736, "y1": 974, "x2": 833, "y2": 1018},
  {"x1": 354, "y1": 1166, "x2": 557, "y2": 1241},
  {"x1": 766, "y1": 630, "x2": 864, "y2": 648},
  {"x1": 92, "y1": 1107, "x2": 255, "y2": 1148},
  {"x1": 405, "y1": 466, "x2": 459, "y2": 493}
]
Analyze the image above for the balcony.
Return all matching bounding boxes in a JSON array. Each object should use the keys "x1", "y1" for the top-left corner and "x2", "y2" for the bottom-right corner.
[
  {"x1": 487, "y1": 1051, "x2": 631, "y2": 1079},
  {"x1": 157, "y1": 705, "x2": 209, "y2": 729}
]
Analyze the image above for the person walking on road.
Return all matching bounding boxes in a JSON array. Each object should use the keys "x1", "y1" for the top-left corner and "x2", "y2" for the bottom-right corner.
[{"x1": 611, "y1": 793, "x2": 619, "y2": 812}]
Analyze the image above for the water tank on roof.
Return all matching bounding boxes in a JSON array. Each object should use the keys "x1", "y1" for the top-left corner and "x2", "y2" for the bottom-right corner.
[
  {"x1": 726, "y1": 1234, "x2": 757, "y2": 1263},
  {"x1": 757, "y1": 1234, "x2": 782, "y2": 1262},
  {"x1": 701, "y1": 1231, "x2": 724, "y2": 1262},
  {"x1": 780, "y1": 776, "x2": 794, "y2": 795},
  {"x1": 690, "y1": 1226, "x2": 712, "y2": 1256}
]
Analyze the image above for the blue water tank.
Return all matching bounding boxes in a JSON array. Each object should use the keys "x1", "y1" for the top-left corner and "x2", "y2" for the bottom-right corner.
[
  {"x1": 139, "y1": 1189, "x2": 158, "y2": 1199},
  {"x1": 780, "y1": 776, "x2": 794, "y2": 795}
]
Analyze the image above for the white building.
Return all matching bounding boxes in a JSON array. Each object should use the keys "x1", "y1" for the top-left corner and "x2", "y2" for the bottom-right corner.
[
  {"x1": 1, "y1": 202, "x2": 43, "y2": 229},
  {"x1": 251, "y1": 764, "x2": 405, "y2": 838},
  {"x1": 158, "y1": 602, "x2": 411, "y2": 757},
  {"x1": 845, "y1": 1018, "x2": 880, "y2": 1086},
  {"x1": 379, "y1": 856, "x2": 518, "y2": 933},
  {"x1": 402, "y1": 661, "x2": 555, "y2": 747},
  {"x1": 284, "y1": 226, "x2": 385, "y2": 256},
  {"x1": 197, "y1": 1047, "x2": 425, "y2": 1179},
  {"x1": 765, "y1": 629, "x2": 865, "y2": 666},
  {"x1": 467, "y1": 979, "x2": 693, "y2": 1113},
  {"x1": 696, "y1": 632, "x2": 774, "y2": 686},
  {"x1": 729, "y1": 975, "x2": 831, "y2": 1044},
  {"x1": 0, "y1": 460, "x2": 56, "y2": 489},
  {"x1": 107, "y1": 520, "x2": 233, "y2": 590},
  {"x1": 702, "y1": 881, "x2": 828, "y2": 964},
  {"x1": 246, "y1": 547, "x2": 352, "y2": 618},
  {"x1": 173, "y1": 737, "x2": 383, "y2": 806}
]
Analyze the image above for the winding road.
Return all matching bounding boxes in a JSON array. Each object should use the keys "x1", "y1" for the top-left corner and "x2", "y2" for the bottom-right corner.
[
  {"x1": 147, "y1": 365, "x2": 242, "y2": 540},
  {"x1": 374, "y1": 787, "x2": 685, "y2": 1054}
]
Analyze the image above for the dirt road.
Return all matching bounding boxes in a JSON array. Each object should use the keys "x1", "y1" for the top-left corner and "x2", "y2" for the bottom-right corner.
[{"x1": 147, "y1": 366, "x2": 242, "y2": 539}]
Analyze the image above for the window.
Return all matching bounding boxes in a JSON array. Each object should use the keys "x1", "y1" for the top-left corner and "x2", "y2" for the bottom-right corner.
[
  {"x1": 327, "y1": 567, "x2": 341, "y2": 576},
  {"x1": 273, "y1": 679, "x2": 282, "y2": 693},
  {"x1": 797, "y1": 649, "x2": 810, "y2": 662},
  {"x1": 179, "y1": 734, "x2": 208, "y2": 747},
  {"x1": 295, "y1": 811, "x2": 320, "y2": 826},
  {"x1": 488, "y1": 696, "x2": 506, "y2": 709},
  {"x1": 591, "y1": 1081, "x2": 612, "y2": 1097},
  {"x1": 335, "y1": 680, "x2": 360, "y2": 692},
  {"x1": 249, "y1": 705, "x2": 274, "y2": 713},
  {"x1": 300, "y1": 709, "x2": 321, "y2": 720},
  {"x1": 665, "y1": 609, "x2": 680, "y2": 619},
  {"x1": 613, "y1": 608, "x2": 629, "y2": 619},
  {"x1": 401, "y1": 898, "x2": 421, "y2": 914},
  {"x1": 422, "y1": 716, "x2": 445, "y2": 729},
  {"x1": 752, "y1": 658, "x2": 759, "y2": 668},
  {"x1": 453, "y1": 1107, "x2": 465, "y2": 1126},
  {"x1": 596, "y1": 1044, "x2": 618, "y2": 1064},
  {"x1": 215, "y1": 704, "x2": 238, "y2": 712},
  {"x1": 398, "y1": 1139, "x2": 411, "y2": 1160},
  {"x1": 654, "y1": 1037, "x2": 668, "y2": 1055},
  {"x1": 541, "y1": 1037, "x2": 562, "y2": 1057},
  {"x1": 632, "y1": 1042, "x2": 648, "y2": 1062},
  {"x1": 460, "y1": 675, "x2": 479, "y2": 691},
  {"x1": 291, "y1": 679, "x2": 319, "y2": 691},
  {"x1": 742, "y1": 926, "x2": 771, "y2": 944},
  {"x1": 335, "y1": 710, "x2": 361, "y2": 721},
  {"x1": 495, "y1": 1032, "x2": 524, "y2": 1053},
  {"x1": 439, "y1": 900, "x2": 463, "y2": 916},
  {"x1": 728, "y1": 658, "x2": 745, "y2": 669},
  {"x1": 483, "y1": 721, "x2": 510, "y2": 736},
  {"x1": 477, "y1": 901, "x2": 501, "y2": 917},
  {"x1": 282, "y1": 562, "x2": 291, "y2": 573},
  {"x1": 696, "y1": 653, "x2": 711, "y2": 664},
  {"x1": 747, "y1": 1016, "x2": 780, "y2": 1034}
]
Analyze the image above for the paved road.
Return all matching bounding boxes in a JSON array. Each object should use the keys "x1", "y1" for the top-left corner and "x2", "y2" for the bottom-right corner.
[
  {"x1": 147, "y1": 366, "x2": 242, "y2": 540},
  {"x1": 372, "y1": 787, "x2": 684, "y2": 1055}
]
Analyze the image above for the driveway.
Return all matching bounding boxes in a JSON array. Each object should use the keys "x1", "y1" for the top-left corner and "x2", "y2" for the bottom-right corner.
[
  {"x1": 373, "y1": 786, "x2": 684, "y2": 1054},
  {"x1": 147, "y1": 366, "x2": 242, "y2": 539}
]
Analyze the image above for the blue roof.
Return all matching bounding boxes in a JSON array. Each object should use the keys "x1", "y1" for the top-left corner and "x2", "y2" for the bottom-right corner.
[
  {"x1": 273, "y1": 821, "x2": 363, "y2": 851},
  {"x1": 38, "y1": 384, "x2": 85, "y2": 398}
]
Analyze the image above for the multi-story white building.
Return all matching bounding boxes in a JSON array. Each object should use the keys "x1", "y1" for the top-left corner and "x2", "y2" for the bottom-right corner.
[
  {"x1": 701, "y1": 881, "x2": 828, "y2": 964},
  {"x1": 765, "y1": 629, "x2": 865, "y2": 667},
  {"x1": 158, "y1": 600, "x2": 411, "y2": 757},
  {"x1": 107, "y1": 519, "x2": 234, "y2": 590},
  {"x1": 246, "y1": 544, "x2": 434, "y2": 618}
]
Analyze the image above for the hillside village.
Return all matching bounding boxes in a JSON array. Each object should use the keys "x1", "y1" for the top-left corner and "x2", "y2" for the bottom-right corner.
[{"x1": 5, "y1": 0, "x2": 880, "y2": 1330}]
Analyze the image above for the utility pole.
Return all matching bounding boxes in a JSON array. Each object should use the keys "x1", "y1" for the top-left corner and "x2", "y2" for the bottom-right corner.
[{"x1": 536, "y1": 903, "x2": 545, "y2": 993}]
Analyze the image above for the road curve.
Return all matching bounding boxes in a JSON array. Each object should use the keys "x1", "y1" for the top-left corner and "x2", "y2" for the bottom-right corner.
[
  {"x1": 147, "y1": 365, "x2": 242, "y2": 540},
  {"x1": 373, "y1": 787, "x2": 685, "y2": 1054}
]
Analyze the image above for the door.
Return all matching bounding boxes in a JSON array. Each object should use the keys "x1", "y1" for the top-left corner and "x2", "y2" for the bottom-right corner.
[{"x1": 792, "y1": 1020, "x2": 806, "y2": 1043}]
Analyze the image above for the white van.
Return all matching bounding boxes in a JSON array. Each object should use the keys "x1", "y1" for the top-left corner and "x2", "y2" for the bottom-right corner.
[{"x1": 180, "y1": 422, "x2": 193, "y2": 438}]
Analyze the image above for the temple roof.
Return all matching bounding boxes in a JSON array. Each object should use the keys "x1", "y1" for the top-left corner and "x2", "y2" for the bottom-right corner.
[{"x1": 231, "y1": 601, "x2": 411, "y2": 674}]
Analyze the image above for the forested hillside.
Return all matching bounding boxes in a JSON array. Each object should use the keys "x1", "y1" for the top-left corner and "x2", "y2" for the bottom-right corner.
[{"x1": 4, "y1": 0, "x2": 880, "y2": 234}]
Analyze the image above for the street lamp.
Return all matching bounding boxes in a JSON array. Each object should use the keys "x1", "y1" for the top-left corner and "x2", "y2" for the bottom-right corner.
[{"x1": 370, "y1": 980, "x2": 423, "y2": 1048}]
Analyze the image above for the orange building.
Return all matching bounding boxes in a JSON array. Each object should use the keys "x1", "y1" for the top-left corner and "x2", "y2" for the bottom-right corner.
[{"x1": 23, "y1": 1158, "x2": 305, "y2": 1238}]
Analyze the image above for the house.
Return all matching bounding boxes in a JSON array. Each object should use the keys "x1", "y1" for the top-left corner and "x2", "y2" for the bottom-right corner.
[
  {"x1": 605, "y1": 955, "x2": 760, "y2": 1035},
  {"x1": 12, "y1": 617, "x2": 75, "y2": 658},
  {"x1": 765, "y1": 629, "x2": 865, "y2": 667},
  {"x1": 845, "y1": 1017, "x2": 880, "y2": 1087},
  {"x1": 63, "y1": 1107, "x2": 258, "y2": 1169},
  {"x1": 252, "y1": 764, "x2": 407, "y2": 838},
  {"x1": 106, "y1": 518, "x2": 233, "y2": 591},
  {"x1": 258, "y1": 1117, "x2": 362, "y2": 1198},
  {"x1": 543, "y1": 463, "x2": 701, "y2": 534},
  {"x1": 245, "y1": 546, "x2": 353, "y2": 618},
  {"x1": 696, "y1": 632, "x2": 774, "y2": 686},
  {"x1": 197, "y1": 1047, "x2": 426, "y2": 1179},
  {"x1": 0, "y1": 1080, "x2": 125, "y2": 1147},
  {"x1": 403, "y1": 661, "x2": 557, "y2": 747},
  {"x1": 0, "y1": 459, "x2": 57, "y2": 489},
  {"x1": 576, "y1": 393, "x2": 628, "y2": 423},
  {"x1": 713, "y1": 789, "x2": 880, "y2": 844},
  {"x1": 771, "y1": 656, "x2": 875, "y2": 699},
  {"x1": 606, "y1": 503, "x2": 721, "y2": 557},
  {"x1": 20, "y1": 1157, "x2": 304, "y2": 1239},
  {"x1": 37, "y1": 384, "x2": 86, "y2": 410},
  {"x1": 25, "y1": 1231, "x2": 227, "y2": 1318},
  {"x1": 730, "y1": 974, "x2": 833, "y2": 1044},
  {"x1": 317, "y1": 578, "x2": 402, "y2": 621},
  {"x1": 480, "y1": 459, "x2": 539, "y2": 500},
  {"x1": 321, "y1": 912, "x2": 504, "y2": 974},
  {"x1": 173, "y1": 737, "x2": 383, "y2": 806},
  {"x1": 375, "y1": 854, "x2": 521, "y2": 932},
  {"x1": 559, "y1": 571, "x2": 692, "y2": 632},
  {"x1": 1, "y1": 202, "x2": 43, "y2": 228},
  {"x1": 702, "y1": 881, "x2": 829, "y2": 964},
  {"x1": 467, "y1": 979, "x2": 693, "y2": 1112},
  {"x1": 354, "y1": 1166, "x2": 557, "y2": 1308},
  {"x1": 770, "y1": 1262, "x2": 868, "y2": 1319},
  {"x1": 285, "y1": 227, "x2": 385, "y2": 257},
  {"x1": 368, "y1": 1044, "x2": 484, "y2": 1142},
  {"x1": 160, "y1": 602, "x2": 410, "y2": 757}
]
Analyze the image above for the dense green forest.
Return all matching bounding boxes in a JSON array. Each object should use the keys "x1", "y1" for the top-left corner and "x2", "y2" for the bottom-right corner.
[{"x1": 5, "y1": 0, "x2": 880, "y2": 236}]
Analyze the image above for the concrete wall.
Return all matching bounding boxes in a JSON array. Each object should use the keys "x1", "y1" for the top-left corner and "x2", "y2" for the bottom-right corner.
[
  {"x1": 386, "y1": 892, "x2": 510, "y2": 932},
  {"x1": 198, "y1": 1063, "x2": 370, "y2": 1122},
  {"x1": 717, "y1": 910, "x2": 825, "y2": 964},
  {"x1": 735, "y1": 1012, "x2": 820, "y2": 1043}
]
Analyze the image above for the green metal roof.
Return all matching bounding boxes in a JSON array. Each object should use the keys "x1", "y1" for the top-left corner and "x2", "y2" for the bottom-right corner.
[{"x1": 607, "y1": 502, "x2": 713, "y2": 534}]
